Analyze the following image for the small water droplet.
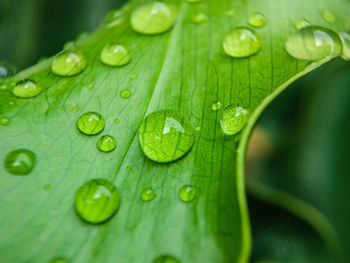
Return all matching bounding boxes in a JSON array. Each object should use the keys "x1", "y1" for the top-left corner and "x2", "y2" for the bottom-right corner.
[
  {"x1": 63, "y1": 41, "x2": 75, "y2": 50},
  {"x1": 87, "y1": 84, "x2": 94, "y2": 89},
  {"x1": 339, "y1": 32, "x2": 350, "y2": 60},
  {"x1": 248, "y1": 12, "x2": 266, "y2": 28},
  {"x1": 114, "y1": 119, "x2": 120, "y2": 125},
  {"x1": 191, "y1": 13, "x2": 208, "y2": 24},
  {"x1": 49, "y1": 257, "x2": 70, "y2": 263},
  {"x1": 44, "y1": 184, "x2": 52, "y2": 190},
  {"x1": 77, "y1": 112, "x2": 105, "y2": 135},
  {"x1": 0, "y1": 117, "x2": 9, "y2": 126},
  {"x1": 101, "y1": 43, "x2": 131, "y2": 67},
  {"x1": 139, "y1": 110, "x2": 195, "y2": 163},
  {"x1": 131, "y1": 2, "x2": 176, "y2": 35},
  {"x1": 153, "y1": 255, "x2": 180, "y2": 263},
  {"x1": 285, "y1": 26, "x2": 342, "y2": 61},
  {"x1": 321, "y1": 9, "x2": 335, "y2": 23},
  {"x1": 223, "y1": 27, "x2": 261, "y2": 58},
  {"x1": 4, "y1": 148, "x2": 36, "y2": 175},
  {"x1": 140, "y1": 188, "x2": 156, "y2": 202},
  {"x1": 105, "y1": 9, "x2": 124, "y2": 23},
  {"x1": 195, "y1": 126, "x2": 201, "y2": 132},
  {"x1": 12, "y1": 79, "x2": 42, "y2": 98},
  {"x1": 220, "y1": 105, "x2": 250, "y2": 136},
  {"x1": 225, "y1": 10, "x2": 236, "y2": 17},
  {"x1": 72, "y1": 107, "x2": 79, "y2": 113},
  {"x1": 294, "y1": 19, "x2": 310, "y2": 30},
  {"x1": 75, "y1": 178, "x2": 120, "y2": 224},
  {"x1": 97, "y1": 135, "x2": 117, "y2": 152},
  {"x1": 51, "y1": 50, "x2": 87, "y2": 77},
  {"x1": 179, "y1": 185, "x2": 198, "y2": 203},
  {"x1": 120, "y1": 89, "x2": 131, "y2": 98},
  {"x1": 130, "y1": 74, "x2": 137, "y2": 79},
  {"x1": 0, "y1": 61, "x2": 17, "y2": 78},
  {"x1": 211, "y1": 101, "x2": 222, "y2": 111},
  {"x1": 126, "y1": 166, "x2": 132, "y2": 171}
]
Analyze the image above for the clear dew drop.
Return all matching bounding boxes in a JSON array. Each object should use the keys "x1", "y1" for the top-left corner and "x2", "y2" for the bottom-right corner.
[
  {"x1": 0, "y1": 117, "x2": 9, "y2": 126},
  {"x1": 51, "y1": 50, "x2": 87, "y2": 77},
  {"x1": 87, "y1": 84, "x2": 94, "y2": 89},
  {"x1": 220, "y1": 105, "x2": 250, "y2": 136},
  {"x1": 72, "y1": 107, "x2": 78, "y2": 113},
  {"x1": 294, "y1": 19, "x2": 310, "y2": 30},
  {"x1": 12, "y1": 79, "x2": 42, "y2": 98},
  {"x1": 100, "y1": 43, "x2": 131, "y2": 67},
  {"x1": 248, "y1": 12, "x2": 266, "y2": 28},
  {"x1": 140, "y1": 188, "x2": 156, "y2": 202},
  {"x1": 285, "y1": 26, "x2": 342, "y2": 61},
  {"x1": 75, "y1": 178, "x2": 120, "y2": 224},
  {"x1": 211, "y1": 101, "x2": 222, "y2": 111},
  {"x1": 126, "y1": 166, "x2": 132, "y2": 171},
  {"x1": 4, "y1": 148, "x2": 36, "y2": 175},
  {"x1": 0, "y1": 61, "x2": 17, "y2": 78},
  {"x1": 179, "y1": 185, "x2": 198, "y2": 203},
  {"x1": 195, "y1": 126, "x2": 201, "y2": 132},
  {"x1": 77, "y1": 112, "x2": 105, "y2": 135},
  {"x1": 223, "y1": 27, "x2": 261, "y2": 58},
  {"x1": 153, "y1": 255, "x2": 180, "y2": 263},
  {"x1": 225, "y1": 10, "x2": 236, "y2": 17},
  {"x1": 114, "y1": 119, "x2": 120, "y2": 125},
  {"x1": 139, "y1": 110, "x2": 195, "y2": 163},
  {"x1": 49, "y1": 257, "x2": 70, "y2": 263},
  {"x1": 131, "y1": 2, "x2": 176, "y2": 35},
  {"x1": 339, "y1": 32, "x2": 350, "y2": 60},
  {"x1": 120, "y1": 89, "x2": 131, "y2": 98},
  {"x1": 97, "y1": 135, "x2": 117, "y2": 152},
  {"x1": 321, "y1": 9, "x2": 335, "y2": 23},
  {"x1": 191, "y1": 13, "x2": 208, "y2": 24},
  {"x1": 130, "y1": 74, "x2": 137, "y2": 79}
]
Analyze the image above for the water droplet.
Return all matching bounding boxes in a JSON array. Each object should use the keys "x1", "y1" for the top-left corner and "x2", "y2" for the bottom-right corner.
[
  {"x1": 49, "y1": 257, "x2": 70, "y2": 263},
  {"x1": 4, "y1": 148, "x2": 36, "y2": 175},
  {"x1": 87, "y1": 84, "x2": 94, "y2": 89},
  {"x1": 223, "y1": 27, "x2": 261, "y2": 58},
  {"x1": 153, "y1": 255, "x2": 180, "y2": 263},
  {"x1": 75, "y1": 178, "x2": 120, "y2": 224},
  {"x1": 126, "y1": 166, "x2": 132, "y2": 171},
  {"x1": 285, "y1": 26, "x2": 342, "y2": 61},
  {"x1": 248, "y1": 12, "x2": 266, "y2": 28},
  {"x1": 339, "y1": 32, "x2": 350, "y2": 60},
  {"x1": 211, "y1": 101, "x2": 222, "y2": 111},
  {"x1": 139, "y1": 110, "x2": 195, "y2": 163},
  {"x1": 0, "y1": 117, "x2": 9, "y2": 126},
  {"x1": 12, "y1": 79, "x2": 42, "y2": 98},
  {"x1": 114, "y1": 119, "x2": 120, "y2": 125},
  {"x1": 191, "y1": 13, "x2": 208, "y2": 24},
  {"x1": 140, "y1": 188, "x2": 156, "y2": 202},
  {"x1": 225, "y1": 10, "x2": 236, "y2": 17},
  {"x1": 77, "y1": 112, "x2": 105, "y2": 135},
  {"x1": 63, "y1": 41, "x2": 75, "y2": 50},
  {"x1": 179, "y1": 185, "x2": 198, "y2": 203},
  {"x1": 100, "y1": 43, "x2": 131, "y2": 67},
  {"x1": 220, "y1": 105, "x2": 250, "y2": 136},
  {"x1": 72, "y1": 107, "x2": 78, "y2": 113},
  {"x1": 105, "y1": 9, "x2": 124, "y2": 23},
  {"x1": 97, "y1": 135, "x2": 117, "y2": 152},
  {"x1": 195, "y1": 126, "x2": 201, "y2": 132},
  {"x1": 321, "y1": 10, "x2": 335, "y2": 23},
  {"x1": 131, "y1": 2, "x2": 176, "y2": 35},
  {"x1": 51, "y1": 50, "x2": 87, "y2": 77},
  {"x1": 120, "y1": 89, "x2": 131, "y2": 98},
  {"x1": 130, "y1": 74, "x2": 137, "y2": 79},
  {"x1": 0, "y1": 61, "x2": 16, "y2": 78},
  {"x1": 44, "y1": 184, "x2": 52, "y2": 190},
  {"x1": 294, "y1": 19, "x2": 310, "y2": 30}
]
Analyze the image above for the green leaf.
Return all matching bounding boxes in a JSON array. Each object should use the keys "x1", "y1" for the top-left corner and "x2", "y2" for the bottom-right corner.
[{"x1": 0, "y1": 0, "x2": 348, "y2": 262}]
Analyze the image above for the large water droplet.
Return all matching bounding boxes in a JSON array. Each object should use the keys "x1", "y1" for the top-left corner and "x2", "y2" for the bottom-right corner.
[
  {"x1": 75, "y1": 178, "x2": 120, "y2": 224},
  {"x1": 4, "y1": 148, "x2": 36, "y2": 175},
  {"x1": 131, "y1": 2, "x2": 176, "y2": 35},
  {"x1": 0, "y1": 61, "x2": 16, "y2": 78},
  {"x1": 285, "y1": 26, "x2": 342, "y2": 60},
  {"x1": 120, "y1": 89, "x2": 131, "y2": 98},
  {"x1": 140, "y1": 188, "x2": 156, "y2": 202},
  {"x1": 294, "y1": 19, "x2": 310, "y2": 30},
  {"x1": 0, "y1": 117, "x2": 9, "y2": 126},
  {"x1": 139, "y1": 110, "x2": 195, "y2": 163},
  {"x1": 51, "y1": 50, "x2": 87, "y2": 76},
  {"x1": 223, "y1": 27, "x2": 261, "y2": 58},
  {"x1": 248, "y1": 12, "x2": 266, "y2": 28},
  {"x1": 97, "y1": 135, "x2": 117, "y2": 152},
  {"x1": 321, "y1": 10, "x2": 335, "y2": 23},
  {"x1": 100, "y1": 43, "x2": 131, "y2": 67},
  {"x1": 339, "y1": 32, "x2": 350, "y2": 60},
  {"x1": 191, "y1": 13, "x2": 208, "y2": 24},
  {"x1": 12, "y1": 79, "x2": 42, "y2": 98},
  {"x1": 49, "y1": 258, "x2": 70, "y2": 263},
  {"x1": 179, "y1": 185, "x2": 198, "y2": 203},
  {"x1": 211, "y1": 101, "x2": 222, "y2": 111},
  {"x1": 77, "y1": 112, "x2": 105, "y2": 135},
  {"x1": 220, "y1": 105, "x2": 250, "y2": 136},
  {"x1": 153, "y1": 255, "x2": 180, "y2": 263}
]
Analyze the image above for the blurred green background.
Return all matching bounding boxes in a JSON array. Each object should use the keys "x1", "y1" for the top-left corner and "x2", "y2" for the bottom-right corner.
[{"x1": 1, "y1": 1, "x2": 349, "y2": 262}]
